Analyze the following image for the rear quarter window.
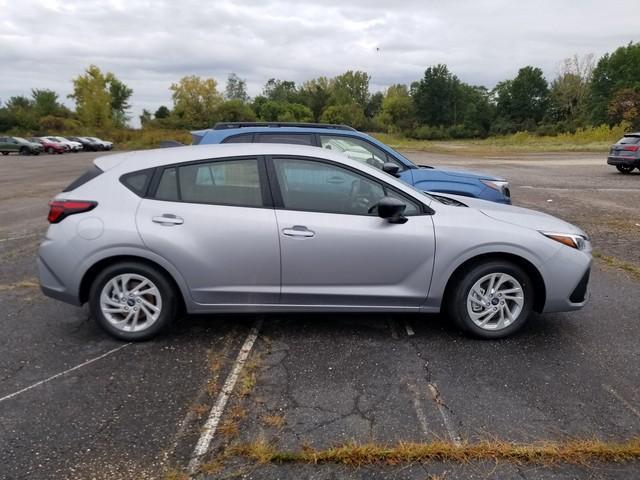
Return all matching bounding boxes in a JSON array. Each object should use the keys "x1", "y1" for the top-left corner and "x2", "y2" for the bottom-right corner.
[
  {"x1": 222, "y1": 133, "x2": 254, "y2": 143},
  {"x1": 255, "y1": 133, "x2": 314, "y2": 145},
  {"x1": 63, "y1": 165, "x2": 103, "y2": 192},
  {"x1": 120, "y1": 169, "x2": 153, "y2": 197},
  {"x1": 619, "y1": 136, "x2": 640, "y2": 144}
]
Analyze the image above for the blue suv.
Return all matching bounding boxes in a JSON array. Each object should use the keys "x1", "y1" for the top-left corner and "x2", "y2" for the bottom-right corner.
[{"x1": 192, "y1": 123, "x2": 511, "y2": 204}]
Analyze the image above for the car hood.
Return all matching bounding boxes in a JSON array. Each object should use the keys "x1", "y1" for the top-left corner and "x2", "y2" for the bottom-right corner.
[
  {"x1": 436, "y1": 193, "x2": 586, "y2": 236},
  {"x1": 416, "y1": 165, "x2": 503, "y2": 181}
]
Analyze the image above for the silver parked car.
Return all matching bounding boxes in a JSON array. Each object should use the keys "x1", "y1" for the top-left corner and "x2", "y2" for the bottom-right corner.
[{"x1": 38, "y1": 144, "x2": 591, "y2": 341}]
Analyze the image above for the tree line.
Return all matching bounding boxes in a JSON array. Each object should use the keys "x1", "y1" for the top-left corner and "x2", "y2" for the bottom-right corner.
[{"x1": 1, "y1": 42, "x2": 639, "y2": 139}]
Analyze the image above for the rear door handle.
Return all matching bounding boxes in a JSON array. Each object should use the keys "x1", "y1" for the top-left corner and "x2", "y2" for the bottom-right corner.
[
  {"x1": 282, "y1": 225, "x2": 315, "y2": 238},
  {"x1": 152, "y1": 214, "x2": 184, "y2": 225}
]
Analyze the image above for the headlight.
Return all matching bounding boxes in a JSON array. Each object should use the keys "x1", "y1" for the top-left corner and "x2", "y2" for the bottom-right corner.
[
  {"x1": 481, "y1": 179, "x2": 510, "y2": 193},
  {"x1": 541, "y1": 232, "x2": 589, "y2": 250}
]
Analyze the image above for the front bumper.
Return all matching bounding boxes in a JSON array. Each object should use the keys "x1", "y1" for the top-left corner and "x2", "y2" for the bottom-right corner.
[{"x1": 541, "y1": 246, "x2": 591, "y2": 313}]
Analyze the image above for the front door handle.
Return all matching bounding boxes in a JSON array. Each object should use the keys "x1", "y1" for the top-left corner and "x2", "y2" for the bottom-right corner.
[
  {"x1": 282, "y1": 225, "x2": 315, "y2": 238},
  {"x1": 152, "y1": 214, "x2": 184, "y2": 225}
]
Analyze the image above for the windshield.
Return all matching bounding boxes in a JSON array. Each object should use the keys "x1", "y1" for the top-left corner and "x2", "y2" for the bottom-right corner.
[
  {"x1": 619, "y1": 136, "x2": 640, "y2": 145},
  {"x1": 13, "y1": 137, "x2": 27, "y2": 143}
]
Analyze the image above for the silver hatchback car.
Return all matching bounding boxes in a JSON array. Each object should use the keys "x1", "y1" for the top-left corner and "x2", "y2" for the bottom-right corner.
[{"x1": 38, "y1": 144, "x2": 591, "y2": 341}]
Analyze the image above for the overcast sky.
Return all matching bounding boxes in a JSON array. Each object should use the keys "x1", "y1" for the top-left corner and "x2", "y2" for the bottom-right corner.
[{"x1": 1, "y1": 0, "x2": 638, "y2": 127}]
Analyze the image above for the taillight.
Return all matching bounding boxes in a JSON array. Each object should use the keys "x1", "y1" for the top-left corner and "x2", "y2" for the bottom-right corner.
[
  {"x1": 623, "y1": 145, "x2": 639, "y2": 152},
  {"x1": 47, "y1": 200, "x2": 97, "y2": 224}
]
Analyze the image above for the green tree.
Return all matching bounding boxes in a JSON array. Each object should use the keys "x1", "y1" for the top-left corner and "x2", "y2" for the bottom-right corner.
[
  {"x1": 31, "y1": 89, "x2": 61, "y2": 117},
  {"x1": 262, "y1": 79, "x2": 299, "y2": 103},
  {"x1": 547, "y1": 55, "x2": 594, "y2": 128},
  {"x1": 590, "y1": 42, "x2": 640, "y2": 125},
  {"x1": 154, "y1": 105, "x2": 170, "y2": 118},
  {"x1": 495, "y1": 66, "x2": 549, "y2": 129},
  {"x1": 108, "y1": 76, "x2": 133, "y2": 127},
  {"x1": 331, "y1": 70, "x2": 370, "y2": 109},
  {"x1": 298, "y1": 77, "x2": 332, "y2": 121},
  {"x1": 225, "y1": 73, "x2": 249, "y2": 102},
  {"x1": 607, "y1": 88, "x2": 640, "y2": 129},
  {"x1": 320, "y1": 104, "x2": 366, "y2": 129},
  {"x1": 69, "y1": 65, "x2": 114, "y2": 128},
  {"x1": 412, "y1": 64, "x2": 461, "y2": 126},
  {"x1": 169, "y1": 75, "x2": 223, "y2": 129},
  {"x1": 379, "y1": 84, "x2": 415, "y2": 133},
  {"x1": 139, "y1": 109, "x2": 152, "y2": 126},
  {"x1": 216, "y1": 99, "x2": 257, "y2": 122}
]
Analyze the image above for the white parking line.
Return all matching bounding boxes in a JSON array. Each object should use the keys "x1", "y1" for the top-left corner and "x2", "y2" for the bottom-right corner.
[
  {"x1": 408, "y1": 383, "x2": 430, "y2": 437},
  {"x1": 603, "y1": 384, "x2": 640, "y2": 420},
  {"x1": 187, "y1": 319, "x2": 263, "y2": 474},
  {"x1": 428, "y1": 383, "x2": 461, "y2": 446},
  {"x1": 0, "y1": 233, "x2": 38, "y2": 243},
  {"x1": 0, "y1": 343, "x2": 130, "y2": 403}
]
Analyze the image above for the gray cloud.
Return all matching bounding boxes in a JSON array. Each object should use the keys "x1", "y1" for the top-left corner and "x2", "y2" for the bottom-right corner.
[{"x1": 0, "y1": 0, "x2": 638, "y2": 127}]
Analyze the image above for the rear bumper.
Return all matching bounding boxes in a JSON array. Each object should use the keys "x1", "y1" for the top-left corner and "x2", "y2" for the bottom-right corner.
[
  {"x1": 607, "y1": 156, "x2": 640, "y2": 166},
  {"x1": 37, "y1": 256, "x2": 81, "y2": 306}
]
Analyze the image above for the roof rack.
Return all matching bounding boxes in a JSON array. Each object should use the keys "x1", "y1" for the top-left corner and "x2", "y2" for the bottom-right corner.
[{"x1": 212, "y1": 122, "x2": 356, "y2": 131}]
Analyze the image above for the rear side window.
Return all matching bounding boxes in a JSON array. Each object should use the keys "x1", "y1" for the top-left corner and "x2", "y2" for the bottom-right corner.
[
  {"x1": 120, "y1": 169, "x2": 152, "y2": 197},
  {"x1": 619, "y1": 136, "x2": 640, "y2": 145},
  {"x1": 153, "y1": 159, "x2": 263, "y2": 208},
  {"x1": 222, "y1": 133, "x2": 254, "y2": 143},
  {"x1": 63, "y1": 165, "x2": 103, "y2": 192},
  {"x1": 255, "y1": 133, "x2": 313, "y2": 145}
]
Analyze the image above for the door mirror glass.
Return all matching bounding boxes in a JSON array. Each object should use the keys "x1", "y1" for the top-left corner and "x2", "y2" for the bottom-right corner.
[
  {"x1": 382, "y1": 162, "x2": 400, "y2": 177},
  {"x1": 371, "y1": 196, "x2": 408, "y2": 224}
]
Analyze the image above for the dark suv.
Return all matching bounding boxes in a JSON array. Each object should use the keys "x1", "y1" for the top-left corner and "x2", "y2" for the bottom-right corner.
[
  {"x1": 193, "y1": 122, "x2": 512, "y2": 204},
  {"x1": 607, "y1": 132, "x2": 640, "y2": 173}
]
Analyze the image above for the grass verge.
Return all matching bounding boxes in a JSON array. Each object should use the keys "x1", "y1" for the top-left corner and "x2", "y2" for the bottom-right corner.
[
  {"x1": 593, "y1": 252, "x2": 640, "y2": 282},
  {"x1": 230, "y1": 438, "x2": 640, "y2": 466}
]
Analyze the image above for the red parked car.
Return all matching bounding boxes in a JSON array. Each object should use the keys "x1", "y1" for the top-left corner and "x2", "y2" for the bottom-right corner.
[{"x1": 29, "y1": 137, "x2": 67, "y2": 154}]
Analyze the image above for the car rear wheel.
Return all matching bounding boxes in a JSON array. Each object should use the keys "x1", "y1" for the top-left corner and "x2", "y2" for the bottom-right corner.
[
  {"x1": 19, "y1": 147, "x2": 30, "y2": 155},
  {"x1": 1, "y1": 152, "x2": 8, "y2": 156},
  {"x1": 447, "y1": 261, "x2": 533, "y2": 339},
  {"x1": 616, "y1": 165, "x2": 635, "y2": 174},
  {"x1": 89, "y1": 262, "x2": 177, "y2": 341},
  {"x1": 47, "y1": 147, "x2": 55, "y2": 154}
]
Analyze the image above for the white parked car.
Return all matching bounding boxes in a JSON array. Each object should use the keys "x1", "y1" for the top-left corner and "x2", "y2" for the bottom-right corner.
[{"x1": 44, "y1": 136, "x2": 83, "y2": 153}]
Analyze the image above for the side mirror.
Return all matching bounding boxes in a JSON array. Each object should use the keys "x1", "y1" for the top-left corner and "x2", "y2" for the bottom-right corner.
[
  {"x1": 382, "y1": 162, "x2": 400, "y2": 177},
  {"x1": 373, "y1": 196, "x2": 408, "y2": 224}
]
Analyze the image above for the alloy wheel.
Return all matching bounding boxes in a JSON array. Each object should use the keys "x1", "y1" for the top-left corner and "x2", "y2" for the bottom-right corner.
[{"x1": 466, "y1": 272, "x2": 524, "y2": 331}]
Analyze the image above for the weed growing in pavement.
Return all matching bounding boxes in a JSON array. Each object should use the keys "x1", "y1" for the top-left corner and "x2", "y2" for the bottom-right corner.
[
  {"x1": 229, "y1": 437, "x2": 640, "y2": 466},
  {"x1": 593, "y1": 252, "x2": 640, "y2": 281}
]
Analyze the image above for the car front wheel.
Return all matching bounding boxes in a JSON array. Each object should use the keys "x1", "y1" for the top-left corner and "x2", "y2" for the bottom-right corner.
[
  {"x1": 447, "y1": 261, "x2": 533, "y2": 339},
  {"x1": 89, "y1": 262, "x2": 177, "y2": 341}
]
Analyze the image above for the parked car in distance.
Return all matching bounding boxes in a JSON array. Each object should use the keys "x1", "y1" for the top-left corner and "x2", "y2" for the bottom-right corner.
[
  {"x1": 0, "y1": 136, "x2": 43, "y2": 155},
  {"x1": 44, "y1": 136, "x2": 83, "y2": 152},
  {"x1": 607, "y1": 132, "x2": 640, "y2": 173},
  {"x1": 38, "y1": 143, "x2": 591, "y2": 342},
  {"x1": 29, "y1": 137, "x2": 67, "y2": 154},
  {"x1": 86, "y1": 136, "x2": 114, "y2": 150},
  {"x1": 68, "y1": 136, "x2": 102, "y2": 152},
  {"x1": 193, "y1": 122, "x2": 512, "y2": 204}
]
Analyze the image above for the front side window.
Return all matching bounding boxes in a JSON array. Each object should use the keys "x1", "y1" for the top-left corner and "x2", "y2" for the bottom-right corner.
[
  {"x1": 273, "y1": 158, "x2": 387, "y2": 215},
  {"x1": 155, "y1": 158, "x2": 263, "y2": 207},
  {"x1": 319, "y1": 135, "x2": 401, "y2": 171}
]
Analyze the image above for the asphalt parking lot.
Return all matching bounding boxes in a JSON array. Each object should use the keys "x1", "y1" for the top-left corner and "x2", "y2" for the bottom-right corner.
[{"x1": 1, "y1": 150, "x2": 639, "y2": 479}]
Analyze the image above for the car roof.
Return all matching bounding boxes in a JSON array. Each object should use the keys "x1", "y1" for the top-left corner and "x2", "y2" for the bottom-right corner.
[{"x1": 96, "y1": 143, "x2": 431, "y2": 204}]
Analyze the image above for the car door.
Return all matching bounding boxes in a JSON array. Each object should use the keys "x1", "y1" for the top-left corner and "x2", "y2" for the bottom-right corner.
[
  {"x1": 269, "y1": 155, "x2": 435, "y2": 308},
  {"x1": 136, "y1": 156, "x2": 281, "y2": 306}
]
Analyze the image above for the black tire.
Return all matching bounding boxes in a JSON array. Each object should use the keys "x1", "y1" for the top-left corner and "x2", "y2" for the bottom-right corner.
[
  {"x1": 1, "y1": 152, "x2": 8, "y2": 156},
  {"x1": 89, "y1": 261, "x2": 177, "y2": 341},
  {"x1": 47, "y1": 147, "x2": 55, "y2": 154},
  {"x1": 446, "y1": 260, "x2": 534, "y2": 339},
  {"x1": 19, "y1": 147, "x2": 30, "y2": 155},
  {"x1": 616, "y1": 165, "x2": 635, "y2": 174}
]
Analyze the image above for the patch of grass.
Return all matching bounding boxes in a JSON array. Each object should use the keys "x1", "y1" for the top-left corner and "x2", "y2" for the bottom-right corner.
[
  {"x1": 230, "y1": 438, "x2": 640, "y2": 466},
  {"x1": 372, "y1": 123, "x2": 627, "y2": 156},
  {"x1": 238, "y1": 352, "x2": 263, "y2": 398},
  {"x1": 162, "y1": 468, "x2": 189, "y2": 480},
  {"x1": 593, "y1": 252, "x2": 640, "y2": 281},
  {"x1": 0, "y1": 279, "x2": 40, "y2": 292},
  {"x1": 262, "y1": 414, "x2": 286, "y2": 429},
  {"x1": 189, "y1": 403, "x2": 210, "y2": 420}
]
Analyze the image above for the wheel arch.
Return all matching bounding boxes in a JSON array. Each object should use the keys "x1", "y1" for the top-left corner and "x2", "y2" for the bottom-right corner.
[
  {"x1": 79, "y1": 255, "x2": 187, "y2": 312},
  {"x1": 442, "y1": 252, "x2": 546, "y2": 313}
]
